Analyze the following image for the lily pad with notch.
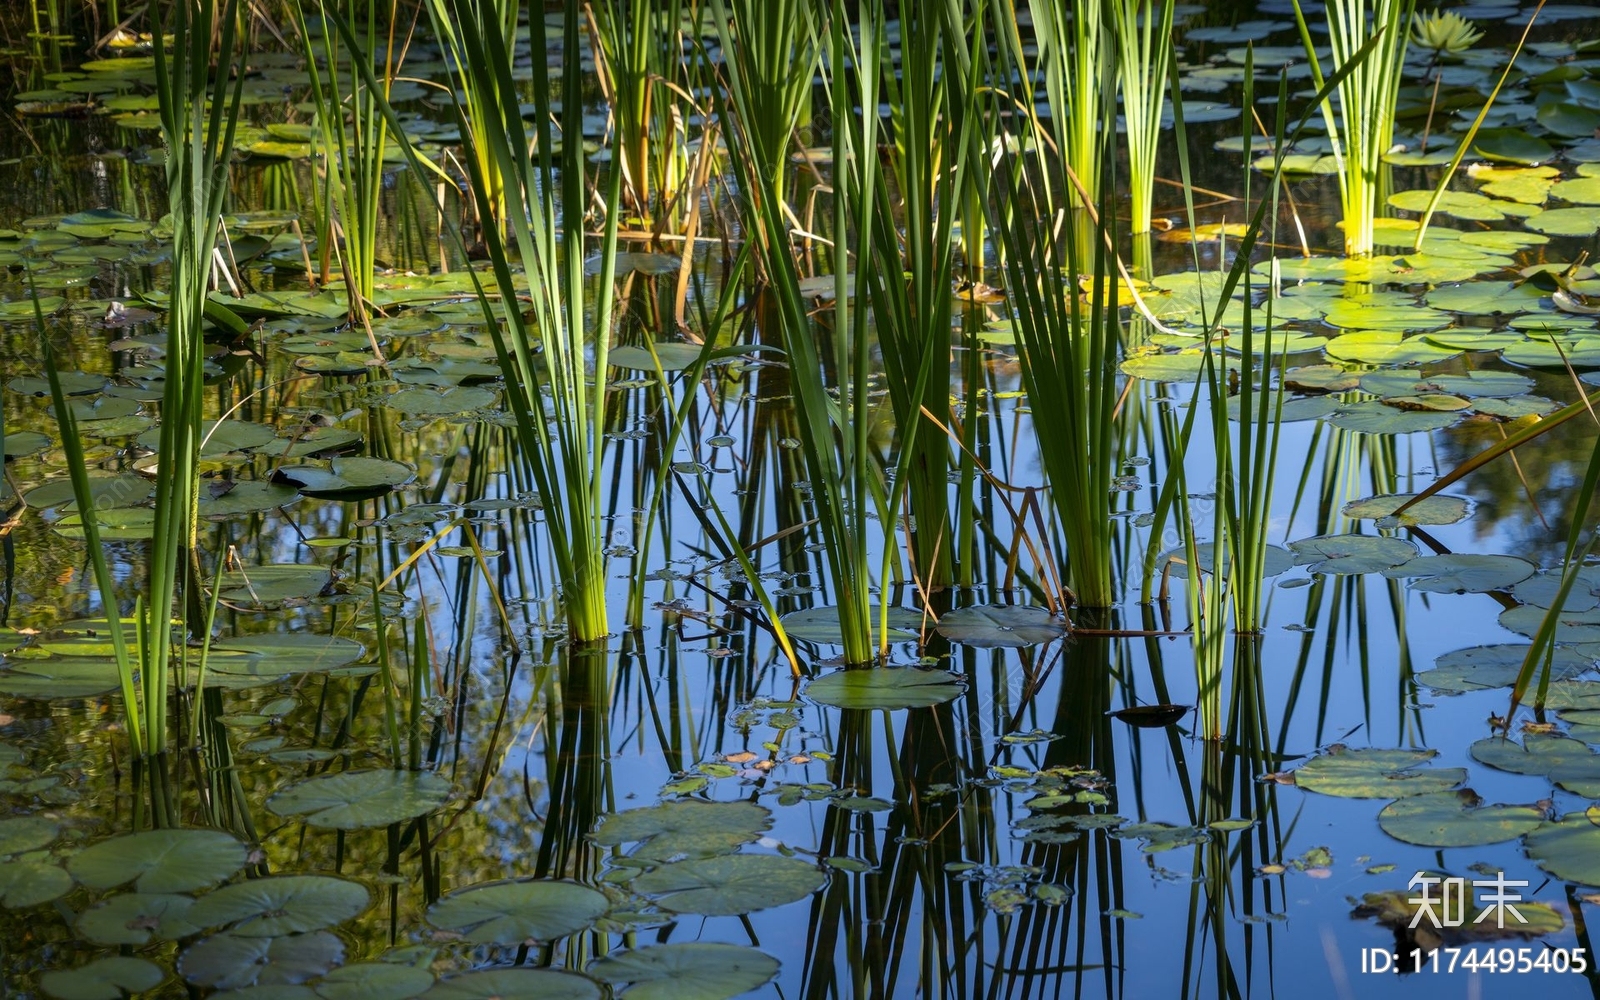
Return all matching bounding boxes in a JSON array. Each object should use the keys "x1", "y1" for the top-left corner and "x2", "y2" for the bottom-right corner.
[
  {"x1": 1417, "y1": 644, "x2": 1596, "y2": 693},
  {"x1": 1341, "y1": 493, "x2": 1469, "y2": 526},
  {"x1": 1524, "y1": 815, "x2": 1600, "y2": 886},
  {"x1": 77, "y1": 892, "x2": 201, "y2": 944},
  {"x1": 40, "y1": 956, "x2": 164, "y2": 1000},
  {"x1": 934, "y1": 605, "x2": 1065, "y2": 648},
  {"x1": 1290, "y1": 746, "x2": 1466, "y2": 798},
  {"x1": 216, "y1": 564, "x2": 337, "y2": 609},
  {"x1": 68, "y1": 828, "x2": 248, "y2": 893},
  {"x1": 420, "y1": 970, "x2": 601, "y2": 1000},
  {"x1": 265, "y1": 769, "x2": 451, "y2": 830},
  {"x1": 187, "y1": 875, "x2": 370, "y2": 937},
  {"x1": 1382, "y1": 554, "x2": 1536, "y2": 594},
  {"x1": 587, "y1": 943, "x2": 779, "y2": 1000},
  {"x1": 591, "y1": 799, "x2": 772, "y2": 862},
  {"x1": 805, "y1": 667, "x2": 965, "y2": 710},
  {"x1": 1287, "y1": 534, "x2": 1419, "y2": 575},
  {"x1": 425, "y1": 877, "x2": 608, "y2": 945},
  {"x1": 1376, "y1": 789, "x2": 1545, "y2": 847},
  {"x1": 1327, "y1": 401, "x2": 1460, "y2": 435},
  {"x1": 779, "y1": 605, "x2": 922, "y2": 644},
  {"x1": 179, "y1": 930, "x2": 344, "y2": 990},
  {"x1": 1470, "y1": 734, "x2": 1600, "y2": 796},
  {"x1": 631, "y1": 854, "x2": 826, "y2": 916},
  {"x1": 272, "y1": 457, "x2": 415, "y2": 501}
]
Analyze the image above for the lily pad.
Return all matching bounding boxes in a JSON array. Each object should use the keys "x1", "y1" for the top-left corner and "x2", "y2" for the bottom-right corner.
[
  {"x1": 1499, "y1": 605, "x2": 1600, "y2": 642},
  {"x1": 0, "y1": 815, "x2": 59, "y2": 854},
  {"x1": 272, "y1": 457, "x2": 415, "y2": 501},
  {"x1": 1341, "y1": 493, "x2": 1469, "y2": 526},
  {"x1": 631, "y1": 854, "x2": 826, "y2": 916},
  {"x1": 77, "y1": 892, "x2": 202, "y2": 945},
  {"x1": 591, "y1": 799, "x2": 771, "y2": 862},
  {"x1": 426, "y1": 878, "x2": 608, "y2": 945},
  {"x1": 1327, "y1": 401, "x2": 1459, "y2": 435},
  {"x1": 934, "y1": 605, "x2": 1065, "y2": 648},
  {"x1": 1382, "y1": 554, "x2": 1536, "y2": 594},
  {"x1": 217, "y1": 564, "x2": 335, "y2": 607},
  {"x1": 421, "y1": 970, "x2": 602, "y2": 1000},
  {"x1": 1525, "y1": 815, "x2": 1600, "y2": 885},
  {"x1": 315, "y1": 964, "x2": 435, "y2": 1000},
  {"x1": 779, "y1": 605, "x2": 922, "y2": 644},
  {"x1": 1290, "y1": 746, "x2": 1466, "y2": 798},
  {"x1": 265, "y1": 769, "x2": 451, "y2": 830},
  {"x1": 188, "y1": 875, "x2": 370, "y2": 936},
  {"x1": 1471, "y1": 734, "x2": 1600, "y2": 796},
  {"x1": 69, "y1": 828, "x2": 248, "y2": 893},
  {"x1": 1323, "y1": 330, "x2": 1460, "y2": 365},
  {"x1": 384, "y1": 387, "x2": 495, "y2": 416},
  {"x1": 587, "y1": 943, "x2": 780, "y2": 1000},
  {"x1": 1188, "y1": 542, "x2": 1295, "y2": 577},
  {"x1": 609, "y1": 343, "x2": 706, "y2": 371},
  {"x1": 0, "y1": 858, "x2": 73, "y2": 907},
  {"x1": 180, "y1": 930, "x2": 344, "y2": 990},
  {"x1": 41, "y1": 956, "x2": 164, "y2": 1000},
  {"x1": 1287, "y1": 534, "x2": 1419, "y2": 575},
  {"x1": 1376, "y1": 789, "x2": 1544, "y2": 847},
  {"x1": 1524, "y1": 207, "x2": 1600, "y2": 237},
  {"x1": 805, "y1": 667, "x2": 965, "y2": 710},
  {"x1": 1417, "y1": 644, "x2": 1595, "y2": 693}
]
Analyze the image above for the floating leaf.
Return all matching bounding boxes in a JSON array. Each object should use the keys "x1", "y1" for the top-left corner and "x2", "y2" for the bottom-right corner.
[
  {"x1": 631, "y1": 854, "x2": 825, "y2": 916},
  {"x1": 265, "y1": 770, "x2": 451, "y2": 830},
  {"x1": 421, "y1": 970, "x2": 601, "y2": 1000},
  {"x1": 587, "y1": 943, "x2": 779, "y2": 1000},
  {"x1": 1291, "y1": 746, "x2": 1465, "y2": 798},
  {"x1": 609, "y1": 343, "x2": 706, "y2": 371},
  {"x1": 0, "y1": 815, "x2": 58, "y2": 854},
  {"x1": 1324, "y1": 330, "x2": 1460, "y2": 365},
  {"x1": 40, "y1": 956, "x2": 164, "y2": 1000},
  {"x1": 934, "y1": 605, "x2": 1065, "y2": 648},
  {"x1": 69, "y1": 828, "x2": 248, "y2": 893},
  {"x1": 77, "y1": 892, "x2": 201, "y2": 945},
  {"x1": 1525, "y1": 815, "x2": 1600, "y2": 886},
  {"x1": 188, "y1": 875, "x2": 370, "y2": 936},
  {"x1": 1473, "y1": 128, "x2": 1556, "y2": 166},
  {"x1": 1417, "y1": 644, "x2": 1595, "y2": 693},
  {"x1": 1287, "y1": 534, "x2": 1418, "y2": 575},
  {"x1": 1524, "y1": 207, "x2": 1600, "y2": 237},
  {"x1": 0, "y1": 857, "x2": 72, "y2": 907},
  {"x1": 1499, "y1": 605, "x2": 1600, "y2": 643},
  {"x1": 1383, "y1": 554, "x2": 1535, "y2": 594},
  {"x1": 315, "y1": 964, "x2": 435, "y2": 1000},
  {"x1": 272, "y1": 457, "x2": 415, "y2": 501},
  {"x1": 779, "y1": 605, "x2": 922, "y2": 644},
  {"x1": 1376, "y1": 790, "x2": 1544, "y2": 847},
  {"x1": 805, "y1": 668, "x2": 965, "y2": 710},
  {"x1": 1189, "y1": 541, "x2": 1294, "y2": 577},
  {"x1": 216, "y1": 565, "x2": 335, "y2": 608},
  {"x1": 1341, "y1": 493, "x2": 1469, "y2": 526},
  {"x1": 1327, "y1": 401, "x2": 1459, "y2": 434},
  {"x1": 426, "y1": 878, "x2": 608, "y2": 945},
  {"x1": 591, "y1": 800, "x2": 771, "y2": 862},
  {"x1": 384, "y1": 387, "x2": 495, "y2": 416},
  {"x1": 1471, "y1": 734, "x2": 1600, "y2": 796},
  {"x1": 180, "y1": 931, "x2": 344, "y2": 990}
]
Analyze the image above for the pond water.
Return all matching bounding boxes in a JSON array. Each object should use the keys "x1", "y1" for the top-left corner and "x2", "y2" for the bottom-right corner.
[{"x1": 5, "y1": 2, "x2": 1600, "y2": 998}]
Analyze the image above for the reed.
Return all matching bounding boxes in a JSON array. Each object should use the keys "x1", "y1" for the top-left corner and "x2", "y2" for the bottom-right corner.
[
  {"x1": 1289, "y1": 0, "x2": 1417, "y2": 257},
  {"x1": 591, "y1": 0, "x2": 691, "y2": 226},
  {"x1": 1112, "y1": 0, "x2": 1176, "y2": 235}
]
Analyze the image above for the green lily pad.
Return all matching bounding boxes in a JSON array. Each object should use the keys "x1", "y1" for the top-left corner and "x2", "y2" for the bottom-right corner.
[
  {"x1": 591, "y1": 799, "x2": 771, "y2": 862},
  {"x1": 1471, "y1": 734, "x2": 1600, "y2": 796},
  {"x1": 217, "y1": 564, "x2": 335, "y2": 608},
  {"x1": 1525, "y1": 814, "x2": 1600, "y2": 885},
  {"x1": 1284, "y1": 365, "x2": 1360, "y2": 393},
  {"x1": 23, "y1": 472, "x2": 150, "y2": 511},
  {"x1": 631, "y1": 854, "x2": 826, "y2": 916},
  {"x1": 0, "y1": 858, "x2": 73, "y2": 907},
  {"x1": 0, "y1": 655, "x2": 128, "y2": 699},
  {"x1": 1225, "y1": 393, "x2": 1340, "y2": 422},
  {"x1": 421, "y1": 970, "x2": 601, "y2": 1000},
  {"x1": 1383, "y1": 554, "x2": 1536, "y2": 593},
  {"x1": 1118, "y1": 350, "x2": 1233, "y2": 382},
  {"x1": 1473, "y1": 128, "x2": 1556, "y2": 166},
  {"x1": 383, "y1": 387, "x2": 496, "y2": 416},
  {"x1": 3, "y1": 430, "x2": 50, "y2": 458},
  {"x1": 7, "y1": 370, "x2": 103, "y2": 396},
  {"x1": 426, "y1": 878, "x2": 608, "y2": 945},
  {"x1": 41, "y1": 956, "x2": 164, "y2": 1000},
  {"x1": 1503, "y1": 335, "x2": 1600, "y2": 367},
  {"x1": 1341, "y1": 493, "x2": 1469, "y2": 526},
  {"x1": 1417, "y1": 644, "x2": 1595, "y2": 693},
  {"x1": 69, "y1": 828, "x2": 248, "y2": 893},
  {"x1": 1324, "y1": 330, "x2": 1462, "y2": 366},
  {"x1": 138, "y1": 419, "x2": 277, "y2": 456},
  {"x1": 1189, "y1": 542, "x2": 1295, "y2": 577},
  {"x1": 1376, "y1": 789, "x2": 1544, "y2": 847},
  {"x1": 266, "y1": 769, "x2": 451, "y2": 830},
  {"x1": 1513, "y1": 568, "x2": 1600, "y2": 610},
  {"x1": 1389, "y1": 189, "x2": 1512, "y2": 221},
  {"x1": 201, "y1": 634, "x2": 367, "y2": 689},
  {"x1": 1327, "y1": 400, "x2": 1460, "y2": 434},
  {"x1": 272, "y1": 457, "x2": 415, "y2": 501},
  {"x1": 1524, "y1": 207, "x2": 1600, "y2": 237},
  {"x1": 1322, "y1": 301, "x2": 1450, "y2": 331},
  {"x1": 610, "y1": 343, "x2": 706, "y2": 371},
  {"x1": 1472, "y1": 395, "x2": 1560, "y2": 418},
  {"x1": 1110, "y1": 821, "x2": 1210, "y2": 853},
  {"x1": 1498, "y1": 605, "x2": 1600, "y2": 642},
  {"x1": 779, "y1": 605, "x2": 922, "y2": 644},
  {"x1": 180, "y1": 930, "x2": 344, "y2": 990},
  {"x1": 587, "y1": 943, "x2": 780, "y2": 1000},
  {"x1": 1290, "y1": 746, "x2": 1466, "y2": 798},
  {"x1": 1287, "y1": 534, "x2": 1419, "y2": 574},
  {"x1": 934, "y1": 605, "x2": 1065, "y2": 648},
  {"x1": 188, "y1": 875, "x2": 370, "y2": 936},
  {"x1": 77, "y1": 892, "x2": 201, "y2": 944},
  {"x1": 0, "y1": 815, "x2": 59, "y2": 854},
  {"x1": 197, "y1": 481, "x2": 302, "y2": 517},
  {"x1": 805, "y1": 667, "x2": 965, "y2": 710},
  {"x1": 258, "y1": 428, "x2": 363, "y2": 458},
  {"x1": 314, "y1": 964, "x2": 435, "y2": 1000},
  {"x1": 1359, "y1": 370, "x2": 1532, "y2": 399}
]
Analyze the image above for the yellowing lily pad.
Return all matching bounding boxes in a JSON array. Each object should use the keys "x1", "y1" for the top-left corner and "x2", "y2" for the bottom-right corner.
[
  {"x1": 1377, "y1": 789, "x2": 1544, "y2": 847},
  {"x1": 1290, "y1": 746, "x2": 1465, "y2": 798}
]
